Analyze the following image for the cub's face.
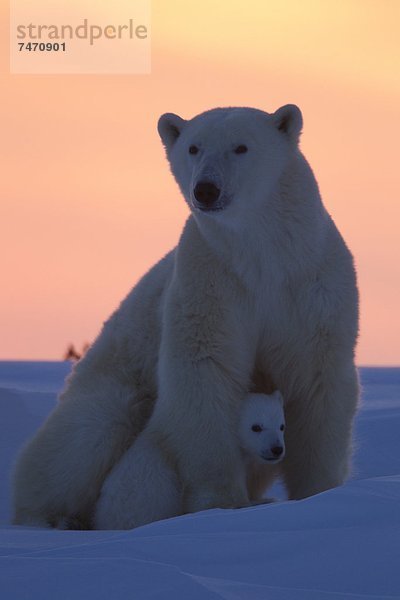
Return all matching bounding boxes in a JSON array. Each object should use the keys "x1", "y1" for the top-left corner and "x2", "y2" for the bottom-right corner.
[
  {"x1": 239, "y1": 391, "x2": 285, "y2": 464},
  {"x1": 158, "y1": 106, "x2": 302, "y2": 222}
]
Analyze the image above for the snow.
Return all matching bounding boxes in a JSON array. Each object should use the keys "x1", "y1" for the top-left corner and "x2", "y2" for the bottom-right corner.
[{"x1": 0, "y1": 362, "x2": 399, "y2": 599}]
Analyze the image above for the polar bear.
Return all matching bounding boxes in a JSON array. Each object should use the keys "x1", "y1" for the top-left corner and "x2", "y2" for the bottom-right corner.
[
  {"x1": 95, "y1": 391, "x2": 285, "y2": 530},
  {"x1": 13, "y1": 105, "x2": 359, "y2": 527}
]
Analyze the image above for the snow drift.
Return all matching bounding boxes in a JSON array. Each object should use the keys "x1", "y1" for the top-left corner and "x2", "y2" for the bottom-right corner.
[{"x1": 0, "y1": 362, "x2": 399, "y2": 599}]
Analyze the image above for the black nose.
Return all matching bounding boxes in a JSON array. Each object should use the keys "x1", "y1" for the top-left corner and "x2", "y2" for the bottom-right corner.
[
  {"x1": 271, "y1": 446, "x2": 283, "y2": 457},
  {"x1": 194, "y1": 181, "x2": 220, "y2": 207}
]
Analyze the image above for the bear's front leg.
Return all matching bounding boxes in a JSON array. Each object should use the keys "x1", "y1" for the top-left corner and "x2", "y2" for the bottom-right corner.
[
  {"x1": 281, "y1": 362, "x2": 359, "y2": 500},
  {"x1": 150, "y1": 291, "x2": 253, "y2": 514}
]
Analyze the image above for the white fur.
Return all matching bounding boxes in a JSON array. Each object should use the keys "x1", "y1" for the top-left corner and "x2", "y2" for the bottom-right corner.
[
  {"x1": 13, "y1": 105, "x2": 359, "y2": 526},
  {"x1": 95, "y1": 392, "x2": 285, "y2": 530},
  {"x1": 94, "y1": 431, "x2": 181, "y2": 530},
  {"x1": 239, "y1": 391, "x2": 285, "y2": 465}
]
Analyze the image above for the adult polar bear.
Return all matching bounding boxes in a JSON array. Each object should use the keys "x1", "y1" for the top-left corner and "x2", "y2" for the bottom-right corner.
[{"x1": 13, "y1": 105, "x2": 359, "y2": 527}]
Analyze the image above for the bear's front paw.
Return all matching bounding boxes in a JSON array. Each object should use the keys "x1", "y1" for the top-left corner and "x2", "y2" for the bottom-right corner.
[
  {"x1": 250, "y1": 497, "x2": 276, "y2": 506},
  {"x1": 184, "y1": 487, "x2": 249, "y2": 513},
  {"x1": 235, "y1": 497, "x2": 276, "y2": 509},
  {"x1": 56, "y1": 513, "x2": 92, "y2": 530}
]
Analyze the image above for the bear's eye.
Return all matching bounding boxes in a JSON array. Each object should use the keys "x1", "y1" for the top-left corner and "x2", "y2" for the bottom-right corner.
[
  {"x1": 189, "y1": 145, "x2": 199, "y2": 155},
  {"x1": 234, "y1": 144, "x2": 248, "y2": 154},
  {"x1": 280, "y1": 424, "x2": 285, "y2": 431},
  {"x1": 251, "y1": 424, "x2": 262, "y2": 433}
]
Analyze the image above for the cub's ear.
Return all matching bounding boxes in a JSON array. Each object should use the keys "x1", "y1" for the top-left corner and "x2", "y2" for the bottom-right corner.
[
  {"x1": 157, "y1": 113, "x2": 187, "y2": 152},
  {"x1": 272, "y1": 390, "x2": 284, "y2": 405},
  {"x1": 272, "y1": 104, "x2": 303, "y2": 143}
]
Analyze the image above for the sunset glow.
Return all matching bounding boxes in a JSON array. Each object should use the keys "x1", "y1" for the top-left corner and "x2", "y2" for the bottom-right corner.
[{"x1": 1, "y1": 1, "x2": 399, "y2": 364}]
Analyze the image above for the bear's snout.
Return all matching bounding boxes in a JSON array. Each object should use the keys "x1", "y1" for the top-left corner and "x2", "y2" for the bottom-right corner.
[
  {"x1": 193, "y1": 181, "x2": 221, "y2": 210},
  {"x1": 271, "y1": 445, "x2": 284, "y2": 457},
  {"x1": 260, "y1": 444, "x2": 285, "y2": 462}
]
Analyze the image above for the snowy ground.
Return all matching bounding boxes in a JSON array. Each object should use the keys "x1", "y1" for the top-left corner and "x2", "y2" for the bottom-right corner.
[{"x1": 0, "y1": 362, "x2": 399, "y2": 599}]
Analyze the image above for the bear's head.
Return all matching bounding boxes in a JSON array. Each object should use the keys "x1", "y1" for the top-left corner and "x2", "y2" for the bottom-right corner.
[
  {"x1": 238, "y1": 391, "x2": 285, "y2": 464},
  {"x1": 158, "y1": 106, "x2": 302, "y2": 223}
]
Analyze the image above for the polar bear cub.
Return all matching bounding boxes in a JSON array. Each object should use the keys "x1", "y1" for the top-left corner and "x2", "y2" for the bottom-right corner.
[
  {"x1": 94, "y1": 391, "x2": 285, "y2": 530},
  {"x1": 239, "y1": 391, "x2": 285, "y2": 466}
]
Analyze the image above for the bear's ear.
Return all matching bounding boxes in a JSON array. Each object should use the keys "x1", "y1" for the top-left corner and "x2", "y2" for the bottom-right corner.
[
  {"x1": 272, "y1": 104, "x2": 303, "y2": 144},
  {"x1": 158, "y1": 113, "x2": 187, "y2": 152}
]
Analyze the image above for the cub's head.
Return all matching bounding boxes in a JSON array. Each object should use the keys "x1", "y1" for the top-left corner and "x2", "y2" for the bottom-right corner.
[
  {"x1": 157, "y1": 106, "x2": 302, "y2": 220},
  {"x1": 239, "y1": 391, "x2": 285, "y2": 464}
]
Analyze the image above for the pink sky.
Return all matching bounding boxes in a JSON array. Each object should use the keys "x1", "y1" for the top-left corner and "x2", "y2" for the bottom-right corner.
[{"x1": 1, "y1": 1, "x2": 399, "y2": 364}]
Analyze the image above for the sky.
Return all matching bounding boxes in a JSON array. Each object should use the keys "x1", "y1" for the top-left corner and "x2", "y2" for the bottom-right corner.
[{"x1": 1, "y1": 1, "x2": 399, "y2": 364}]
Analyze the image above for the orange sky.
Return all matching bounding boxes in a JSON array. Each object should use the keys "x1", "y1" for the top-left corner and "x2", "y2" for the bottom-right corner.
[{"x1": 1, "y1": 1, "x2": 399, "y2": 364}]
